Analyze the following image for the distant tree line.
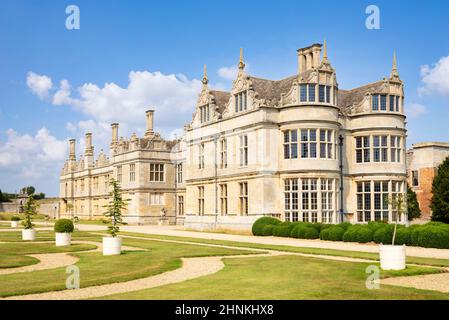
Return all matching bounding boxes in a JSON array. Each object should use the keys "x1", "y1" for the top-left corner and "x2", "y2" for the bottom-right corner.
[{"x1": 0, "y1": 186, "x2": 46, "y2": 203}]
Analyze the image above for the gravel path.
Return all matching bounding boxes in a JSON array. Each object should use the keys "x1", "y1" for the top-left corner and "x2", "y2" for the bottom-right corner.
[
  {"x1": 0, "y1": 253, "x2": 78, "y2": 275},
  {"x1": 0, "y1": 240, "x2": 142, "y2": 276},
  {"x1": 73, "y1": 224, "x2": 449, "y2": 260},
  {"x1": 1, "y1": 234, "x2": 377, "y2": 300},
  {"x1": 382, "y1": 269, "x2": 449, "y2": 293}
]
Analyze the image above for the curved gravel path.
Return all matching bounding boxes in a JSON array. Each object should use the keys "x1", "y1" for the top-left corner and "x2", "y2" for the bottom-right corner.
[
  {"x1": 0, "y1": 240, "x2": 142, "y2": 276},
  {"x1": 1, "y1": 234, "x2": 377, "y2": 300},
  {"x1": 382, "y1": 268, "x2": 449, "y2": 293},
  {"x1": 0, "y1": 253, "x2": 78, "y2": 275}
]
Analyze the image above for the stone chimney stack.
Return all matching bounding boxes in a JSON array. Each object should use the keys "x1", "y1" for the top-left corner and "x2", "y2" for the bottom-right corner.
[
  {"x1": 111, "y1": 123, "x2": 119, "y2": 144},
  {"x1": 297, "y1": 43, "x2": 323, "y2": 73},
  {"x1": 69, "y1": 139, "x2": 76, "y2": 160},
  {"x1": 84, "y1": 132, "x2": 94, "y2": 168},
  {"x1": 85, "y1": 133, "x2": 93, "y2": 156},
  {"x1": 145, "y1": 110, "x2": 154, "y2": 136}
]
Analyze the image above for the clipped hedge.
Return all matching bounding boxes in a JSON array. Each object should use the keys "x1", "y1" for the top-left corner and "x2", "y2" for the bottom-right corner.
[
  {"x1": 54, "y1": 219, "x2": 74, "y2": 233},
  {"x1": 273, "y1": 222, "x2": 295, "y2": 237},
  {"x1": 417, "y1": 226, "x2": 449, "y2": 249},
  {"x1": 373, "y1": 225, "x2": 396, "y2": 244},
  {"x1": 11, "y1": 216, "x2": 21, "y2": 221},
  {"x1": 304, "y1": 227, "x2": 319, "y2": 239},
  {"x1": 262, "y1": 224, "x2": 275, "y2": 236},
  {"x1": 251, "y1": 219, "x2": 449, "y2": 249},
  {"x1": 252, "y1": 217, "x2": 281, "y2": 236},
  {"x1": 338, "y1": 222, "x2": 352, "y2": 231},
  {"x1": 395, "y1": 228, "x2": 412, "y2": 246},
  {"x1": 367, "y1": 221, "x2": 388, "y2": 233},
  {"x1": 343, "y1": 225, "x2": 373, "y2": 243},
  {"x1": 326, "y1": 226, "x2": 345, "y2": 241}
]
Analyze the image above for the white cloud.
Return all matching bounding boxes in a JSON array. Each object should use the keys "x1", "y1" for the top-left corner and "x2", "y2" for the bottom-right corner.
[
  {"x1": 406, "y1": 103, "x2": 427, "y2": 118},
  {"x1": 0, "y1": 128, "x2": 67, "y2": 180},
  {"x1": 52, "y1": 79, "x2": 73, "y2": 105},
  {"x1": 51, "y1": 71, "x2": 203, "y2": 129},
  {"x1": 26, "y1": 72, "x2": 53, "y2": 99},
  {"x1": 217, "y1": 63, "x2": 250, "y2": 81},
  {"x1": 419, "y1": 55, "x2": 449, "y2": 96},
  {"x1": 217, "y1": 65, "x2": 239, "y2": 80}
]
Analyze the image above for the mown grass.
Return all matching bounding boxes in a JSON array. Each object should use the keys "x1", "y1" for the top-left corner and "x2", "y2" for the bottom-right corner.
[
  {"x1": 115, "y1": 231, "x2": 449, "y2": 268},
  {"x1": 0, "y1": 232, "x2": 258, "y2": 297},
  {"x1": 0, "y1": 255, "x2": 39, "y2": 269},
  {"x1": 100, "y1": 254, "x2": 449, "y2": 300}
]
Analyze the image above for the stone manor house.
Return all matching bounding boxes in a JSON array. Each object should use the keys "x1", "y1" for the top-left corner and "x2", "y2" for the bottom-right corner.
[{"x1": 59, "y1": 42, "x2": 408, "y2": 230}]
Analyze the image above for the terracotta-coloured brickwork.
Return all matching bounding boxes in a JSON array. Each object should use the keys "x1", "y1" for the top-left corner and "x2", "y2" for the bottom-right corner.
[{"x1": 413, "y1": 167, "x2": 437, "y2": 220}]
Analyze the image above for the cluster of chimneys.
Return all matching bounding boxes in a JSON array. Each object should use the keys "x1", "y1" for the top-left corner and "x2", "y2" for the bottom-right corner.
[
  {"x1": 68, "y1": 109, "x2": 155, "y2": 160},
  {"x1": 297, "y1": 43, "x2": 324, "y2": 73}
]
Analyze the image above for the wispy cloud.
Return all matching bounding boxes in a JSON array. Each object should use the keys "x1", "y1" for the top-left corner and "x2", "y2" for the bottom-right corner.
[
  {"x1": 26, "y1": 72, "x2": 53, "y2": 99},
  {"x1": 406, "y1": 103, "x2": 427, "y2": 118},
  {"x1": 419, "y1": 55, "x2": 449, "y2": 96}
]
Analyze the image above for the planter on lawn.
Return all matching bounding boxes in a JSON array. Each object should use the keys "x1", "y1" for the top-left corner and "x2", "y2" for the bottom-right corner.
[
  {"x1": 11, "y1": 221, "x2": 19, "y2": 228},
  {"x1": 103, "y1": 237, "x2": 122, "y2": 256},
  {"x1": 22, "y1": 229, "x2": 36, "y2": 241},
  {"x1": 55, "y1": 232, "x2": 72, "y2": 246},
  {"x1": 379, "y1": 244, "x2": 406, "y2": 270}
]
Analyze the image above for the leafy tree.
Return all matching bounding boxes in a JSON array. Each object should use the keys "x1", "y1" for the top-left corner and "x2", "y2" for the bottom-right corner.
[
  {"x1": 21, "y1": 186, "x2": 36, "y2": 196},
  {"x1": 22, "y1": 195, "x2": 39, "y2": 229},
  {"x1": 32, "y1": 192, "x2": 46, "y2": 200},
  {"x1": 103, "y1": 179, "x2": 129, "y2": 237},
  {"x1": 407, "y1": 185, "x2": 421, "y2": 221},
  {"x1": 0, "y1": 189, "x2": 11, "y2": 202},
  {"x1": 431, "y1": 156, "x2": 449, "y2": 223}
]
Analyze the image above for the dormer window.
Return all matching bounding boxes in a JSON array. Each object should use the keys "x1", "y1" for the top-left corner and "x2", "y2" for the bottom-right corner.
[
  {"x1": 372, "y1": 94, "x2": 401, "y2": 112},
  {"x1": 319, "y1": 85, "x2": 331, "y2": 103},
  {"x1": 380, "y1": 95, "x2": 387, "y2": 111},
  {"x1": 199, "y1": 104, "x2": 210, "y2": 123},
  {"x1": 235, "y1": 91, "x2": 247, "y2": 112},
  {"x1": 300, "y1": 84, "x2": 316, "y2": 102}
]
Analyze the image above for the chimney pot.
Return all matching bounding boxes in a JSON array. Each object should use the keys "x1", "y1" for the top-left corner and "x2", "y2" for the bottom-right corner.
[{"x1": 145, "y1": 109, "x2": 154, "y2": 135}]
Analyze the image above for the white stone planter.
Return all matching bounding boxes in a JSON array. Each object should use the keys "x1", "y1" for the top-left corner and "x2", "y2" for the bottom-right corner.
[
  {"x1": 102, "y1": 237, "x2": 122, "y2": 256},
  {"x1": 11, "y1": 221, "x2": 19, "y2": 228},
  {"x1": 55, "y1": 232, "x2": 72, "y2": 246},
  {"x1": 22, "y1": 229, "x2": 36, "y2": 241},
  {"x1": 379, "y1": 244, "x2": 406, "y2": 270}
]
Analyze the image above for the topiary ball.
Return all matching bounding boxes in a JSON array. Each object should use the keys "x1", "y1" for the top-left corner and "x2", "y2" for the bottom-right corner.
[
  {"x1": 54, "y1": 219, "x2": 74, "y2": 233},
  {"x1": 252, "y1": 217, "x2": 281, "y2": 236}
]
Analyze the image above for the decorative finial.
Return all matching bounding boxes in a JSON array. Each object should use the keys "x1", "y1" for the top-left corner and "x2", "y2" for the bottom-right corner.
[
  {"x1": 390, "y1": 51, "x2": 400, "y2": 79},
  {"x1": 393, "y1": 51, "x2": 397, "y2": 71},
  {"x1": 238, "y1": 47, "x2": 245, "y2": 70},
  {"x1": 323, "y1": 39, "x2": 328, "y2": 59},
  {"x1": 321, "y1": 39, "x2": 330, "y2": 65},
  {"x1": 202, "y1": 64, "x2": 208, "y2": 85}
]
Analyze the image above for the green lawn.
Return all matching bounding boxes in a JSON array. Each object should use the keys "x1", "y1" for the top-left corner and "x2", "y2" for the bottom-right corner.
[
  {"x1": 100, "y1": 254, "x2": 449, "y2": 300},
  {"x1": 117, "y1": 231, "x2": 449, "y2": 267},
  {"x1": 0, "y1": 242, "x2": 96, "y2": 255},
  {"x1": 0, "y1": 234, "x2": 258, "y2": 297},
  {"x1": 0, "y1": 255, "x2": 40, "y2": 269}
]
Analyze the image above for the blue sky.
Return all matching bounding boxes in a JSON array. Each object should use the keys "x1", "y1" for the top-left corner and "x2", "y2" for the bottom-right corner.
[{"x1": 0, "y1": 0, "x2": 448, "y2": 196}]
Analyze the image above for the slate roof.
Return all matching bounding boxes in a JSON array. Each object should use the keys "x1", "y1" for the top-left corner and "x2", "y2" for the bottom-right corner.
[{"x1": 337, "y1": 81, "x2": 384, "y2": 109}]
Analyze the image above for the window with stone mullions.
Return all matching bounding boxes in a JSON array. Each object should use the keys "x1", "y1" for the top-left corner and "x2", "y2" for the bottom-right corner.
[
  {"x1": 150, "y1": 163, "x2": 164, "y2": 182},
  {"x1": 284, "y1": 130, "x2": 298, "y2": 159},
  {"x1": 235, "y1": 91, "x2": 247, "y2": 112},
  {"x1": 200, "y1": 104, "x2": 210, "y2": 123},
  {"x1": 373, "y1": 136, "x2": 388, "y2": 162},
  {"x1": 374, "y1": 181, "x2": 389, "y2": 221},
  {"x1": 301, "y1": 129, "x2": 317, "y2": 158},
  {"x1": 319, "y1": 129, "x2": 333, "y2": 159}
]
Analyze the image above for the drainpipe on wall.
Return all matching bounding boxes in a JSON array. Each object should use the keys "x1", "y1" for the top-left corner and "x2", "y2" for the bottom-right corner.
[{"x1": 338, "y1": 134, "x2": 345, "y2": 223}]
